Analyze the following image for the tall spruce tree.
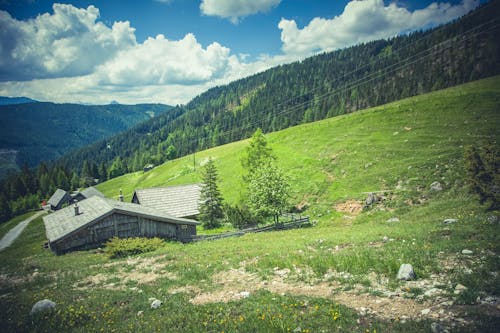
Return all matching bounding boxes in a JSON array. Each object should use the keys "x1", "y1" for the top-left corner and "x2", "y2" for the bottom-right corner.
[{"x1": 199, "y1": 157, "x2": 224, "y2": 229}]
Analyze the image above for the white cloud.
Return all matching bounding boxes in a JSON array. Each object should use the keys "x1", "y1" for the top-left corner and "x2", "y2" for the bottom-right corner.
[
  {"x1": 0, "y1": 1, "x2": 481, "y2": 105},
  {"x1": 0, "y1": 3, "x2": 136, "y2": 81},
  {"x1": 200, "y1": 0, "x2": 281, "y2": 24},
  {"x1": 278, "y1": 0, "x2": 479, "y2": 55},
  {"x1": 96, "y1": 33, "x2": 234, "y2": 86}
]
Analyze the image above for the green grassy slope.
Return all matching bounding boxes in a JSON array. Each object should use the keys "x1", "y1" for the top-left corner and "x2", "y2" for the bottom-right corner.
[
  {"x1": 0, "y1": 77, "x2": 498, "y2": 332},
  {"x1": 98, "y1": 76, "x2": 499, "y2": 220}
]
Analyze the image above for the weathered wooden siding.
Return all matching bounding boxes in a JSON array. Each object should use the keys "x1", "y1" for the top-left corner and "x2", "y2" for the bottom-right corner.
[
  {"x1": 51, "y1": 213, "x2": 191, "y2": 254},
  {"x1": 176, "y1": 224, "x2": 196, "y2": 241}
]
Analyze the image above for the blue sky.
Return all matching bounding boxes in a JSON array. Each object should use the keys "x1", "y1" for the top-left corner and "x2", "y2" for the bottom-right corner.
[{"x1": 0, "y1": 0, "x2": 483, "y2": 104}]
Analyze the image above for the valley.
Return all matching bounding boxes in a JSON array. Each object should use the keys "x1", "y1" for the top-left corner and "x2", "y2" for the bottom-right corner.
[{"x1": 0, "y1": 77, "x2": 498, "y2": 332}]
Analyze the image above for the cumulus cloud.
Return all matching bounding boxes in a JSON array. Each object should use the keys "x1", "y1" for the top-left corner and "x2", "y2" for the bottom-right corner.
[
  {"x1": 200, "y1": 0, "x2": 281, "y2": 24},
  {"x1": 278, "y1": 0, "x2": 479, "y2": 55},
  {"x1": 0, "y1": 3, "x2": 136, "y2": 81},
  {"x1": 96, "y1": 33, "x2": 233, "y2": 86}
]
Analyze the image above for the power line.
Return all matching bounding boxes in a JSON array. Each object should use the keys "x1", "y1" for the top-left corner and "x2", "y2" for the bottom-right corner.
[{"x1": 189, "y1": 17, "x2": 500, "y2": 148}]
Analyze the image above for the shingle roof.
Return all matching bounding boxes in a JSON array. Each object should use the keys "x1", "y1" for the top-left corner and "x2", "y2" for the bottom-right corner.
[
  {"x1": 133, "y1": 184, "x2": 202, "y2": 218},
  {"x1": 80, "y1": 186, "x2": 104, "y2": 199},
  {"x1": 48, "y1": 189, "x2": 69, "y2": 207},
  {"x1": 43, "y1": 196, "x2": 198, "y2": 243}
]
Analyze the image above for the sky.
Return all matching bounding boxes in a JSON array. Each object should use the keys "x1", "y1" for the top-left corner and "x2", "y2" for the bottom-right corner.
[{"x1": 0, "y1": 0, "x2": 484, "y2": 105}]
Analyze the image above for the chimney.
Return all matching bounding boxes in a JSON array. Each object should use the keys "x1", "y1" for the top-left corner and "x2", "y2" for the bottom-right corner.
[
  {"x1": 74, "y1": 202, "x2": 80, "y2": 216},
  {"x1": 119, "y1": 189, "x2": 124, "y2": 202}
]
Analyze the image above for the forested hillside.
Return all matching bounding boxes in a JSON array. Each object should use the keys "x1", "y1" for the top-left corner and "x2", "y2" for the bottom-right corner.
[
  {"x1": 0, "y1": 102, "x2": 173, "y2": 175},
  {"x1": 0, "y1": 1, "x2": 498, "y2": 223},
  {"x1": 59, "y1": 1, "x2": 500, "y2": 178},
  {"x1": 0, "y1": 96, "x2": 38, "y2": 105}
]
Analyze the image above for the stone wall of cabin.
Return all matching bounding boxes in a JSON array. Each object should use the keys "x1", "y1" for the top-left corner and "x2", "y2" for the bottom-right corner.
[{"x1": 50, "y1": 213, "x2": 191, "y2": 254}]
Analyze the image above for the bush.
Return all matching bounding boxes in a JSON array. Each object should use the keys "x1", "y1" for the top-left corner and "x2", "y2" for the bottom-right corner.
[
  {"x1": 104, "y1": 237, "x2": 165, "y2": 258},
  {"x1": 464, "y1": 145, "x2": 500, "y2": 209},
  {"x1": 224, "y1": 203, "x2": 262, "y2": 229}
]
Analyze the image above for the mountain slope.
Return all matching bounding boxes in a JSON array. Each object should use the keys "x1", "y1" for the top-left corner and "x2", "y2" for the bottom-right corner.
[
  {"x1": 97, "y1": 76, "x2": 500, "y2": 211},
  {"x1": 0, "y1": 102, "x2": 173, "y2": 176},
  {"x1": 0, "y1": 96, "x2": 38, "y2": 105},
  {"x1": 61, "y1": 1, "x2": 500, "y2": 178},
  {"x1": 0, "y1": 77, "x2": 498, "y2": 333}
]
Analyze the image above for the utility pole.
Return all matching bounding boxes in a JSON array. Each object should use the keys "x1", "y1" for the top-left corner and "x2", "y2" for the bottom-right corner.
[{"x1": 193, "y1": 150, "x2": 196, "y2": 171}]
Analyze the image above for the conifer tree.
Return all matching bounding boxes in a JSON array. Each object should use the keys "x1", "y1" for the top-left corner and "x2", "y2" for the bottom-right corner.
[{"x1": 199, "y1": 157, "x2": 224, "y2": 229}]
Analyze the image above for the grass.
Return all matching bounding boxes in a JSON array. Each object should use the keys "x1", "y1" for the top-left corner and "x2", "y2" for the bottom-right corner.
[{"x1": 0, "y1": 76, "x2": 499, "y2": 332}]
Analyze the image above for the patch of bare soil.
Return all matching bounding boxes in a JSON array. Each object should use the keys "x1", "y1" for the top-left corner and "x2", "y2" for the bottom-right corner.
[
  {"x1": 185, "y1": 266, "x2": 431, "y2": 321},
  {"x1": 74, "y1": 255, "x2": 176, "y2": 290},
  {"x1": 173, "y1": 253, "x2": 499, "y2": 329},
  {"x1": 0, "y1": 273, "x2": 34, "y2": 288},
  {"x1": 334, "y1": 200, "x2": 363, "y2": 215}
]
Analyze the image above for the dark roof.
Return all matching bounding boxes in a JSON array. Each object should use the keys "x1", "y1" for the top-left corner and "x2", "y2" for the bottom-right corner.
[
  {"x1": 80, "y1": 186, "x2": 104, "y2": 199},
  {"x1": 132, "y1": 184, "x2": 201, "y2": 218},
  {"x1": 48, "y1": 189, "x2": 69, "y2": 207},
  {"x1": 43, "y1": 196, "x2": 199, "y2": 243}
]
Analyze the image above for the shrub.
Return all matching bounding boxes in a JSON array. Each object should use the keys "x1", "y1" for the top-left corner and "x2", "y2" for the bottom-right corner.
[
  {"x1": 464, "y1": 145, "x2": 499, "y2": 209},
  {"x1": 224, "y1": 203, "x2": 262, "y2": 229},
  {"x1": 104, "y1": 237, "x2": 165, "y2": 258}
]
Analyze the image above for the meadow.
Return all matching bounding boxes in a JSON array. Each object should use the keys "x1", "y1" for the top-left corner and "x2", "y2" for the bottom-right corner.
[{"x1": 0, "y1": 76, "x2": 498, "y2": 332}]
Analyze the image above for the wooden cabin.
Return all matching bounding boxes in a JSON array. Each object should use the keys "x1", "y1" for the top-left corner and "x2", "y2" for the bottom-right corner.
[
  {"x1": 43, "y1": 196, "x2": 199, "y2": 255},
  {"x1": 47, "y1": 189, "x2": 72, "y2": 211},
  {"x1": 71, "y1": 186, "x2": 105, "y2": 202},
  {"x1": 143, "y1": 164, "x2": 155, "y2": 172},
  {"x1": 131, "y1": 184, "x2": 201, "y2": 219}
]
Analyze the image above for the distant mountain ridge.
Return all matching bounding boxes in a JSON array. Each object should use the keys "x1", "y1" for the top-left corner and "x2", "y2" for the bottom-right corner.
[
  {"x1": 0, "y1": 96, "x2": 38, "y2": 105},
  {"x1": 0, "y1": 102, "x2": 173, "y2": 177}
]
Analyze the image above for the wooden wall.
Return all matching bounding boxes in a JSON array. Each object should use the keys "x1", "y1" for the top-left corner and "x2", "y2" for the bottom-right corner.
[{"x1": 51, "y1": 213, "x2": 194, "y2": 254}]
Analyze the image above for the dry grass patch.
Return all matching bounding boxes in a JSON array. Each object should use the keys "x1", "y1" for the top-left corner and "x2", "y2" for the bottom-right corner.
[{"x1": 334, "y1": 200, "x2": 363, "y2": 215}]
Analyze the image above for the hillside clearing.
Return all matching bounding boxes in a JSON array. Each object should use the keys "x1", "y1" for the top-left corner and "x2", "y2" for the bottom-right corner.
[{"x1": 0, "y1": 77, "x2": 499, "y2": 332}]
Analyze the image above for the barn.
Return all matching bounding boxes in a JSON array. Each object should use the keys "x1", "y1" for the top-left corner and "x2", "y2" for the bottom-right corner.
[
  {"x1": 47, "y1": 188, "x2": 72, "y2": 211},
  {"x1": 43, "y1": 196, "x2": 199, "y2": 255},
  {"x1": 131, "y1": 184, "x2": 202, "y2": 219}
]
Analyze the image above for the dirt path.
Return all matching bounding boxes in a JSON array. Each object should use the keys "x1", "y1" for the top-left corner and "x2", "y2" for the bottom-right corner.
[{"x1": 0, "y1": 211, "x2": 46, "y2": 251}]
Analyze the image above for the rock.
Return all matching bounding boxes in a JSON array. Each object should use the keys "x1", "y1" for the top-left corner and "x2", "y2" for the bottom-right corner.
[
  {"x1": 454, "y1": 284, "x2": 467, "y2": 295},
  {"x1": 480, "y1": 295, "x2": 498, "y2": 305},
  {"x1": 239, "y1": 291, "x2": 250, "y2": 298},
  {"x1": 461, "y1": 249, "x2": 473, "y2": 255},
  {"x1": 443, "y1": 218, "x2": 458, "y2": 224},
  {"x1": 487, "y1": 215, "x2": 498, "y2": 224},
  {"x1": 274, "y1": 268, "x2": 290, "y2": 277},
  {"x1": 421, "y1": 308, "x2": 431, "y2": 315},
  {"x1": 386, "y1": 217, "x2": 400, "y2": 223},
  {"x1": 431, "y1": 322, "x2": 445, "y2": 333},
  {"x1": 397, "y1": 264, "x2": 416, "y2": 281},
  {"x1": 151, "y1": 299, "x2": 162, "y2": 309},
  {"x1": 365, "y1": 193, "x2": 377, "y2": 206},
  {"x1": 30, "y1": 299, "x2": 56, "y2": 315},
  {"x1": 424, "y1": 288, "x2": 442, "y2": 297},
  {"x1": 358, "y1": 307, "x2": 368, "y2": 316},
  {"x1": 137, "y1": 310, "x2": 144, "y2": 317},
  {"x1": 430, "y1": 181, "x2": 443, "y2": 191}
]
